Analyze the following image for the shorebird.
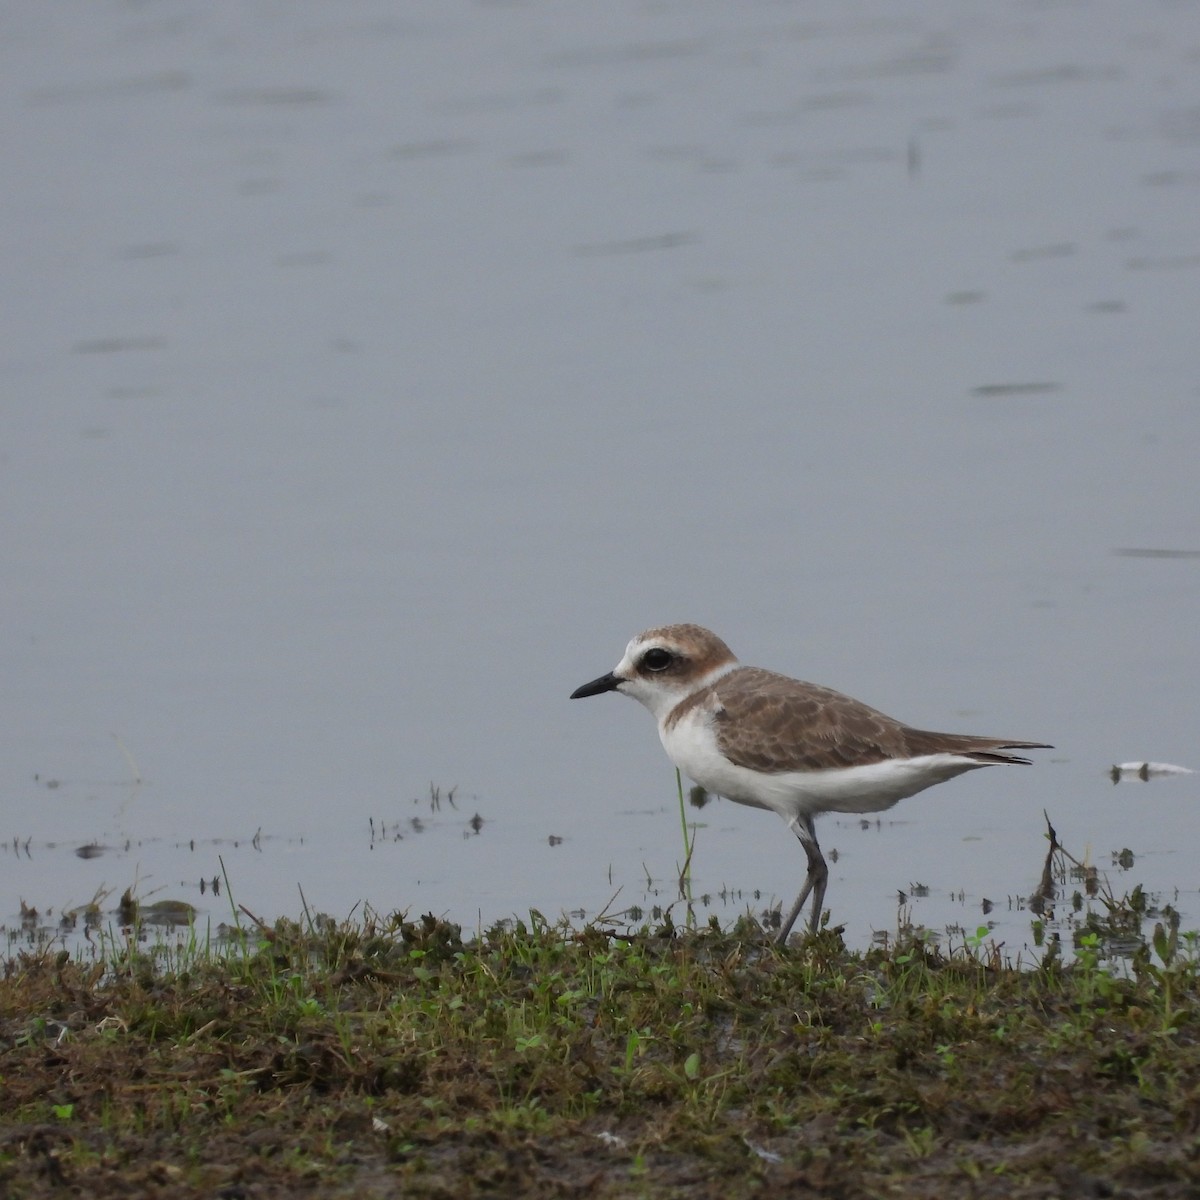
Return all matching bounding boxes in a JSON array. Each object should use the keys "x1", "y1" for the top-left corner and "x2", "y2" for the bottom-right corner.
[{"x1": 570, "y1": 623, "x2": 1050, "y2": 943}]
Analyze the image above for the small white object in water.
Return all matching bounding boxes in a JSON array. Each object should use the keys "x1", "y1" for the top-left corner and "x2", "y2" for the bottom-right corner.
[{"x1": 1110, "y1": 761, "x2": 1195, "y2": 783}]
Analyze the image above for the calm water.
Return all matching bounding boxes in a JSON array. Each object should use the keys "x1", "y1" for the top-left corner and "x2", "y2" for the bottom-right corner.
[{"x1": 3, "y1": 1, "x2": 1198, "y2": 956}]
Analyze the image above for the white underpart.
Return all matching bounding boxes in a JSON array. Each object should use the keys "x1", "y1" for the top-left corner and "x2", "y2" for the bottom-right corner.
[{"x1": 662, "y1": 708, "x2": 989, "y2": 817}]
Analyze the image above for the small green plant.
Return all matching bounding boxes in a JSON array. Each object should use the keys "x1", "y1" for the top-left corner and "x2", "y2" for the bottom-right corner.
[
  {"x1": 675, "y1": 767, "x2": 695, "y2": 914},
  {"x1": 964, "y1": 925, "x2": 990, "y2": 953}
]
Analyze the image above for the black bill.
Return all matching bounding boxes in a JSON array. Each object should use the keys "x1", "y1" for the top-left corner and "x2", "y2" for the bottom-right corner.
[{"x1": 570, "y1": 671, "x2": 623, "y2": 699}]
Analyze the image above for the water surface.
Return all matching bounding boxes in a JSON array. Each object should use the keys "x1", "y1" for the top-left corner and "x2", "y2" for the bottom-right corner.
[{"x1": 3, "y1": 1, "x2": 1198, "y2": 956}]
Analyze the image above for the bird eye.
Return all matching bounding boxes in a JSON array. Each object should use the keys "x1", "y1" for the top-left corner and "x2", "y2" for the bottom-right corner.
[{"x1": 642, "y1": 648, "x2": 673, "y2": 672}]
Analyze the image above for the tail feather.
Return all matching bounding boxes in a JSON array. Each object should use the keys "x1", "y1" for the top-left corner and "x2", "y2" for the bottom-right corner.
[
  {"x1": 964, "y1": 748, "x2": 1039, "y2": 766},
  {"x1": 905, "y1": 729, "x2": 1052, "y2": 766}
]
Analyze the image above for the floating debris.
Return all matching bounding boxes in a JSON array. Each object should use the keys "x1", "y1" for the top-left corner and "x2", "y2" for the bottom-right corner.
[
  {"x1": 140, "y1": 900, "x2": 197, "y2": 926},
  {"x1": 573, "y1": 230, "x2": 698, "y2": 257},
  {"x1": 115, "y1": 887, "x2": 196, "y2": 927},
  {"x1": 422, "y1": 783, "x2": 457, "y2": 813},
  {"x1": 972, "y1": 382, "x2": 1061, "y2": 397},
  {"x1": 1110, "y1": 761, "x2": 1195, "y2": 784},
  {"x1": 75, "y1": 843, "x2": 106, "y2": 860},
  {"x1": 1102, "y1": 933, "x2": 1147, "y2": 958},
  {"x1": 72, "y1": 335, "x2": 166, "y2": 355}
]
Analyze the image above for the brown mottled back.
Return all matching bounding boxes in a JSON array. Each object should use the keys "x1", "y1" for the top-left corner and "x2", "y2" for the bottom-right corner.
[{"x1": 683, "y1": 667, "x2": 1047, "y2": 774}]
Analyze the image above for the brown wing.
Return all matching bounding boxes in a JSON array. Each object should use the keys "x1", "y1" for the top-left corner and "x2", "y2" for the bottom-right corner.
[
  {"x1": 710, "y1": 668, "x2": 912, "y2": 772},
  {"x1": 710, "y1": 667, "x2": 1051, "y2": 774}
]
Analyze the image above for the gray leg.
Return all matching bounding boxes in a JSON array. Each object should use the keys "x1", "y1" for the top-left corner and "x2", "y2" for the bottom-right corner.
[{"x1": 776, "y1": 814, "x2": 828, "y2": 945}]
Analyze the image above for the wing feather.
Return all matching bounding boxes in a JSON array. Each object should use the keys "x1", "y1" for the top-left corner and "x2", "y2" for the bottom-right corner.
[{"x1": 709, "y1": 667, "x2": 1050, "y2": 774}]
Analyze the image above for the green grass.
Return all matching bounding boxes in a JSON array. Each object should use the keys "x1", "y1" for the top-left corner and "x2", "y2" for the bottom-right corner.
[{"x1": 2, "y1": 897, "x2": 1200, "y2": 1198}]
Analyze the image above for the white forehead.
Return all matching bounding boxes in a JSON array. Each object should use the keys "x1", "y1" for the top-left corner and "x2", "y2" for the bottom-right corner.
[{"x1": 614, "y1": 636, "x2": 642, "y2": 674}]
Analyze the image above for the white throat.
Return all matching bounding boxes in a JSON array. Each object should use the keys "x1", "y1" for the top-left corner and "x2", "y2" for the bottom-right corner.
[{"x1": 617, "y1": 659, "x2": 738, "y2": 724}]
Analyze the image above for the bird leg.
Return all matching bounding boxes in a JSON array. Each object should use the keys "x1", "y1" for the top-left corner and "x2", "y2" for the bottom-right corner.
[{"x1": 776, "y1": 814, "x2": 828, "y2": 945}]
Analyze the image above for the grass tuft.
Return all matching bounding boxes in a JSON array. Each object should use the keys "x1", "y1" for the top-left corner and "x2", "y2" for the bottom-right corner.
[{"x1": 2, "y1": 888, "x2": 1200, "y2": 1197}]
